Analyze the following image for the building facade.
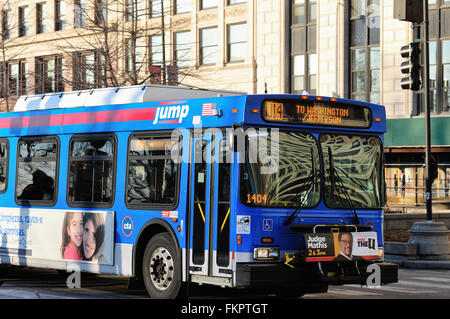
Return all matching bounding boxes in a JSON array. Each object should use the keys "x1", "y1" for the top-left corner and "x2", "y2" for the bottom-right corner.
[{"x1": 0, "y1": 0, "x2": 449, "y2": 206}]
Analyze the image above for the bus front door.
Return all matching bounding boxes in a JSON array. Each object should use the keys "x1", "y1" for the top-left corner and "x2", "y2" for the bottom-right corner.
[{"x1": 189, "y1": 131, "x2": 232, "y2": 281}]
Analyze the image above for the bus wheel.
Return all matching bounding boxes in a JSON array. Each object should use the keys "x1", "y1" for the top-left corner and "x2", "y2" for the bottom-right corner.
[{"x1": 142, "y1": 233, "x2": 181, "y2": 299}]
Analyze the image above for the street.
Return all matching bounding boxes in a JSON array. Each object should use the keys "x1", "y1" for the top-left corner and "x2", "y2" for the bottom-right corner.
[
  {"x1": 0, "y1": 266, "x2": 447, "y2": 299},
  {"x1": 304, "y1": 268, "x2": 450, "y2": 299}
]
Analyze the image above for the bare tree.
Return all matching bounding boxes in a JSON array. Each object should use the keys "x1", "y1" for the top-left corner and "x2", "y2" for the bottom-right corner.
[
  {"x1": 50, "y1": 0, "x2": 201, "y2": 91},
  {"x1": 0, "y1": 1, "x2": 33, "y2": 112}
]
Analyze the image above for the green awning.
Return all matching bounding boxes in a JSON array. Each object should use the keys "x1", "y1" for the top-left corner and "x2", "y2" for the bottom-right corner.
[{"x1": 385, "y1": 117, "x2": 450, "y2": 147}]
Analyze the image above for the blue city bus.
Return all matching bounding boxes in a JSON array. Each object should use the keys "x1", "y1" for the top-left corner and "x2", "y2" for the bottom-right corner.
[{"x1": 0, "y1": 85, "x2": 397, "y2": 298}]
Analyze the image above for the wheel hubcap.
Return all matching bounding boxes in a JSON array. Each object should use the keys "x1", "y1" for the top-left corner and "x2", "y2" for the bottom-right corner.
[{"x1": 149, "y1": 247, "x2": 174, "y2": 291}]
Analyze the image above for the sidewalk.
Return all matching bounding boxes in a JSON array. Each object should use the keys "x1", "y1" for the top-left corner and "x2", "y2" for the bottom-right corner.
[
  {"x1": 384, "y1": 207, "x2": 450, "y2": 270},
  {"x1": 384, "y1": 256, "x2": 450, "y2": 270}
]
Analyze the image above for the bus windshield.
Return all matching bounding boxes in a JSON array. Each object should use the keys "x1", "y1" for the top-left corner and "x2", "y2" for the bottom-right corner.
[
  {"x1": 240, "y1": 130, "x2": 321, "y2": 208},
  {"x1": 239, "y1": 131, "x2": 383, "y2": 209},
  {"x1": 321, "y1": 134, "x2": 383, "y2": 209}
]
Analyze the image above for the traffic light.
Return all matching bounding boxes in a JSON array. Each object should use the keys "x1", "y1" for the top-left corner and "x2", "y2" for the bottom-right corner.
[
  {"x1": 394, "y1": 0, "x2": 423, "y2": 23},
  {"x1": 400, "y1": 42, "x2": 421, "y2": 91}
]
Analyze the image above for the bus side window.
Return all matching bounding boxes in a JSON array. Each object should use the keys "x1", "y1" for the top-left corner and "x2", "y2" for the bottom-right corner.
[
  {"x1": 0, "y1": 139, "x2": 8, "y2": 193},
  {"x1": 16, "y1": 137, "x2": 58, "y2": 204},
  {"x1": 67, "y1": 135, "x2": 116, "y2": 207},
  {"x1": 126, "y1": 133, "x2": 181, "y2": 208}
]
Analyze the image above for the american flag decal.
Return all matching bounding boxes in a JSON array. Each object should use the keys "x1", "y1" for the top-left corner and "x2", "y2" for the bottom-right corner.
[{"x1": 202, "y1": 103, "x2": 216, "y2": 116}]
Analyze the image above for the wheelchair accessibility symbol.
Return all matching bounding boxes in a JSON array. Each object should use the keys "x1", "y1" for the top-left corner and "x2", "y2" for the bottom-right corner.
[{"x1": 263, "y1": 219, "x2": 273, "y2": 231}]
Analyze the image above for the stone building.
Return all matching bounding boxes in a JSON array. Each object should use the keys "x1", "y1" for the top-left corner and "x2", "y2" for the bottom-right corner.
[{"x1": 0, "y1": 0, "x2": 449, "y2": 206}]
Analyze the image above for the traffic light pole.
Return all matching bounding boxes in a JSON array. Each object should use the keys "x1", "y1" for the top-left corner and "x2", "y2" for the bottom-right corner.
[
  {"x1": 405, "y1": 0, "x2": 449, "y2": 261},
  {"x1": 423, "y1": 0, "x2": 432, "y2": 222}
]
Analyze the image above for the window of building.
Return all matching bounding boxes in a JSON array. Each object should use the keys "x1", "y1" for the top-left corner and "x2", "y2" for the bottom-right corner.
[
  {"x1": 126, "y1": 133, "x2": 181, "y2": 208},
  {"x1": 149, "y1": 0, "x2": 162, "y2": 18},
  {"x1": 81, "y1": 53, "x2": 95, "y2": 88},
  {"x1": 74, "y1": 52, "x2": 106, "y2": 89},
  {"x1": 175, "y1": 0, "x2": 191, "y2": 14},
  {"x1": 37, "y1": 3, "x2": 47, "y2": 33},
  {"x1": 291, "y1": 0, "x2": 317, "y2": 95},
  {"x1": 35, "y1": 56, "x2": 65, "y2": 94},
  {"x1": 68, "y1": 134, "x2": 116, "y2": 207},
  {"x1": 97, "y1": 54, "x2": 107, "y2": 87},
  {"x1": 351, "y1": 47, "x2": 380, "y2": 102},
  {"x1": 228, "y1": 0, "x2": 246, "y2": 5},
  {"x1": 0, "y1": 139, "x2": 8, "y2": 194},
  {"x1": 174, "y1": 31, "x2": 191, "y2": 68},
  {"x1": 414, "y1": 0, "x2": 450, "y2": 114},
  {"x1": 74, "y1": 0, "x2": 86, "y2": 28},
  {"x1": 55, "y1": 0, "x2": 66, "y2": 31},
  {"x1": 200, "y1": 27, "x2": 218, "y2": 65},
  {"x1": 444, "y1": 40, "x2": 450, "y2": 111},
  {"x1": 8, "y1": 61, "x2": 28, "y2": 96},
  {"x1": 126, "y1": 37, "x2": 145, "y2": 72},
  {"x1": 349, "y1": 0, "x2": 380, "y2": 104},
  {"x1": 127, "y1": 0, "x2": 143, "y2": 20},
  {"x1": 1, "y1": 10, "x2": 11, "y2": 40},
  {"x1": 16, "y1": 137, "x2": 58, "y2": 205},
  {"x1": 95, "y1": 0, "x2": 106, "y2": 25},
  {"x1": 150, "y1": 34, "x2": 163, "y2": 66},
  {"x1": 149, "y1": 35, "x2": 163, "y2": 83},
  {"x1": 227, "y1": 23, "x2": 246, "y2": 63},
  {"x1": 19, "y1": 6, "x2": 29, "y2": 37},
  {"x1": 201, "y1": 0, "x2": 217, "y2": 10}
]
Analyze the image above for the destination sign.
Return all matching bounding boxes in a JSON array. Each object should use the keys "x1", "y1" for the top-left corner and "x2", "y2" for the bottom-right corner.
[{"x1": 263, "y1": 99, "x2": 372, "y2": 128}]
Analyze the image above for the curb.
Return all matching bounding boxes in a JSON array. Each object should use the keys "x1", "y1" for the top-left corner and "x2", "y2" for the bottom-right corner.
[
  {"x1": 402, "y1": 260, "x2": 450, "y2": 270},
  {"x1": 384, "y1": 256, "x2": 450, "y2": 270}
]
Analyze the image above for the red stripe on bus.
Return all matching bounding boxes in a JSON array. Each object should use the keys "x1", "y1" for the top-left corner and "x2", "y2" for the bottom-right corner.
[
  {"x1": 0, "y1": 108, "x2": 156, "y2": 129},
  {"x1": 0, "y1": 114, "x2": 64, "y2": 128},
  {"x1": 63, "y1": 108, "x2": 156, "y2": 125}
]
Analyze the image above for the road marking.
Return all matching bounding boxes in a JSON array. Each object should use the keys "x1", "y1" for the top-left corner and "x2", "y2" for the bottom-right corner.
[
  {"x1": 0, "y1": 289, "x2": 76, "y2": 299},
  {"x1": 328, "y1": 288, "x2": 382, "y2": 296},
  {"x1": 412, "y1": 277, "x2": 450, "y2": 283},
  {"x1": 397, "y1": 280, "x2": 450, "y2": 290},
  {"x1": 372, "y1": 285, "x2": 438, "y2": 294},
  {"x1": 345, "y1": 284, "x2": 439, "y2": 295}
]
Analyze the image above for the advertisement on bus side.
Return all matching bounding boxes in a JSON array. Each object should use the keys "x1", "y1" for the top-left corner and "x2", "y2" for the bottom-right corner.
[{"x1": 0, "y1": 208, "x2": 114, "y2": 265}]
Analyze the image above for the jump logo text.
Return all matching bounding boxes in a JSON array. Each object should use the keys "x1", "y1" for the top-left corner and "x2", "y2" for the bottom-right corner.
[{"x1": 153, "y1": 104, "x2": 189, "y2": 124}]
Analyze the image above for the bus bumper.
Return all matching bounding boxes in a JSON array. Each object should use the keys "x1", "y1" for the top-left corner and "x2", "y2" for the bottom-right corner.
[{"x1": 235, "y1": 261, "x2": 398, "y2": 290}]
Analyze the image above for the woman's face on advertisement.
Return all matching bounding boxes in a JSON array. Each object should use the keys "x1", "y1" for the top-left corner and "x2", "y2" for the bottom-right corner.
[
  {"x1": 67, "y1": 213, "x2": 83, "y2": 247},
  {"x1": 83, "y1": 219, "x2": 96, "y2": 259}
]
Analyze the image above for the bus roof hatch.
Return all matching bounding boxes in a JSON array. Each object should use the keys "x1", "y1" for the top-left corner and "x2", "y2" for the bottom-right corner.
[{"x1": 13, "y1": 84, "x2": 245, "y2": 112}]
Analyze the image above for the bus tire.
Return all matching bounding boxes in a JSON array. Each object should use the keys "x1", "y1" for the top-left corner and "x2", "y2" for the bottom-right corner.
[{"x1": 142, "y1": 233, "x2": 181, "y2": 299}]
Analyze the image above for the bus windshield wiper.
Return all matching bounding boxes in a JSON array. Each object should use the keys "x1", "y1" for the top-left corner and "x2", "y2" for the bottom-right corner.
[
  {"x1": 284, "y1": 148, "x2": 317, "y2": 226},
  {"x1": 327, "y1": 146, "x2": 360, "y2": 225}
]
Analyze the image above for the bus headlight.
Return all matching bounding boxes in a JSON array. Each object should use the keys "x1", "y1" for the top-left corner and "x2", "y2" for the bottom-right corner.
[
  {"x1": 253, "y1": 247, "x2": 280, "y2": 260},
  {"x1": 378, "y1": 247, "x2": 384, "y2": 260}
]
